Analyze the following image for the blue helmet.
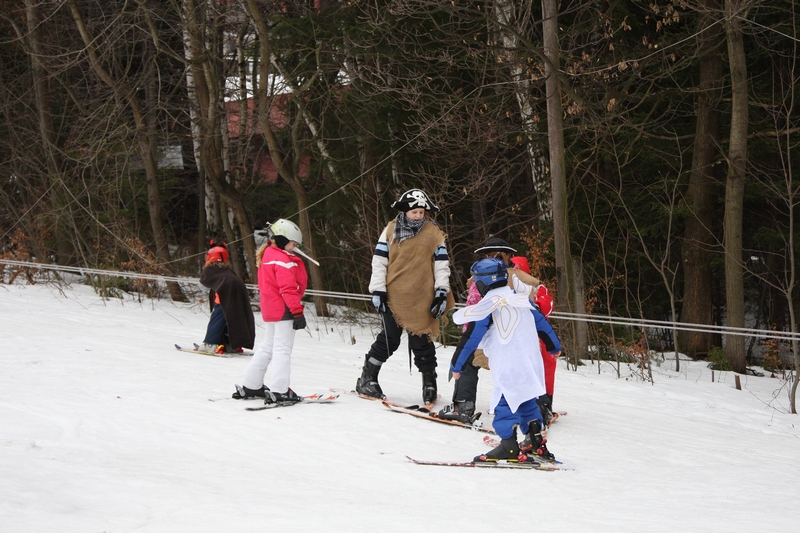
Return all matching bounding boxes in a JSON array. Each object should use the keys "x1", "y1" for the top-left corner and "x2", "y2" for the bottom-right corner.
[{"x1": 471, "y1": 258, "x2": 508, "y2": 296}]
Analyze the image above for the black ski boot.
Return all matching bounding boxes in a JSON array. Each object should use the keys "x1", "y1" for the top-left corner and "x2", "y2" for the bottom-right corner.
[
  {"x1": 437, "y1": 400, "x2": 476, "y2": 423},
  {"x1": 474, "y1": 429, "x2": 519, "y2": 462},
  {"x1": 537, "y1": 394, "x2": 554, "y2": 426},
  {"x1": 270, "y1": 388, "x2": 302, "y2": 403},
  {"x1": 232, "y1": 384, "x2": 268, "y2": 400},
  {"x1": 421, "y1": 369, "x2": 437, "y2": 405},
  {"x1": 525, "y1": 419, "x2": 555, "y2": 461},
  {"x1": 356, "y1": 358, "x2": 384, "y2": 399}
]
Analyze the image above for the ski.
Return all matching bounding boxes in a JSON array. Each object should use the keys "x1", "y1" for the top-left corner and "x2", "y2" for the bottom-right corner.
[
  {"x1": 405, "y1": 455, "x2": 565, "y2": 471},
  {"x1": 382, "y1": 401, "x2": 496, "y2": 434},
  {"x1": 329, "y1": 387, "x2": 439, "y2": 411},
  {"x1": 175, "y1": 343, "x2": 231, "y2": 358},
  {"x1": 245, "y1": 392, "x2": 339, "y2": 411},
  {"x1": 174, "y1": 343, "x2": 253, "y2": 357},
  {"x1": 195, "y1": 342, "x2": 253, "y2": 356},
  {"x1": 546, "y1": 411, "x2": 567, "y2": 425}
]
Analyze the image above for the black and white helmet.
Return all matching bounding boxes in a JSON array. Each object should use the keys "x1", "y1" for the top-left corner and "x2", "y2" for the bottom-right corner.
[{"x1": 391, "y1": 189, "x2": 440, "y2": 213}]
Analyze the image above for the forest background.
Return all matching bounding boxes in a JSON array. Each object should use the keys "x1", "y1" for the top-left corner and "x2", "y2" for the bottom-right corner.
[{"x1": 1, "y1": 1, "x2": 799, "y2": 405}]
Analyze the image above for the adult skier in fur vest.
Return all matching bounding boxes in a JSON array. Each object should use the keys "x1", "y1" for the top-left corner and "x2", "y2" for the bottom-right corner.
[
  {"x1": 357, "y1": 189, "x2": 455, "y2": 406},
  {"x1": 198, "y1": 242, "x2": 256, "y2": 354},
  {"x1": 452, "y1": 258, "x2": 562, "y2": 463}
]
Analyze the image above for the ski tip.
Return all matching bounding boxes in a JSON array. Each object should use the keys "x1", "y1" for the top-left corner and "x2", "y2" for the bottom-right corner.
[{"x1": 304, "y1": 392, "x2": 340, "y2": 402}]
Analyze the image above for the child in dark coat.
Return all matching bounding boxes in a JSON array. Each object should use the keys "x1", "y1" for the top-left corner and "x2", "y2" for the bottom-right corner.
[{"x1": 198, "y1": 242, "x2": 255, "y2": 354}]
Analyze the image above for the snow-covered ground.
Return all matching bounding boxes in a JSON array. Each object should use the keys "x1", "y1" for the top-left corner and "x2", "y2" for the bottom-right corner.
[{"x1": 1, "y1": 281, "x2": 798, "y2": 532}]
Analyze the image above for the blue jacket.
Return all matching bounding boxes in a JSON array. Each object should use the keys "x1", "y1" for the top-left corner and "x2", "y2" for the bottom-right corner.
[{"x1": 450, "y1": 305, "x2": 561, "y2": 374}]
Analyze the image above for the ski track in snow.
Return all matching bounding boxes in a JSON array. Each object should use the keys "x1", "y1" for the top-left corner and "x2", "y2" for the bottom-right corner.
[{"x1": 1, "y1": 281, "x2": 799, "y2": 532}]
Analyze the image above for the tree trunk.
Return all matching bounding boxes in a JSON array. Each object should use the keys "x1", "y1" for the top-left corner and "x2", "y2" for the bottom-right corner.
[
  {"x1": 24, "y1": 0, "x2": 74, "y2": 264},
  {"x1": 183, "y1": 0, "x2": 257, "y2": 281},
  {"x1": 723, "y1": 0, "x2": 749, "y2": 374},
  {"x1": 680, "y1": 0, "x2": 725, "y2": 357},
  {"x1": 242, "y1": 0, "x2": 328, "y2": 316},
  {"x1": 182, "y1": 23, "x2": 212, "y2": 265},
  {"x1": 542, "y1": 0, "x2": 585, "y2": 362},
  {"x1": 67, "y1": 0, "x2": 185, "y2": 301},
  {"x1": 492, "y1": 0, "x2": 549, "y2": 215}
]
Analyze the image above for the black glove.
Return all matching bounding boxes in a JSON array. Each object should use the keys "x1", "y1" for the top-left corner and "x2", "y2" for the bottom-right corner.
[
  {"x1": 292, "y1": 313, "x2": 307, "y2": 330},
  {"x1": 372, "y1": 291, "x2": 387, "y2": 313},
  {"x1": 429, "y1": 287, "x2": 448, "y2": 318}
]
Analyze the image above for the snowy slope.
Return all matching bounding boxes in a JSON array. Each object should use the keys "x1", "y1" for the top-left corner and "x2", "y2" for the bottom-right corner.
[{"x1": 1, "y1": 281, "x2": 798, "y2": 532}]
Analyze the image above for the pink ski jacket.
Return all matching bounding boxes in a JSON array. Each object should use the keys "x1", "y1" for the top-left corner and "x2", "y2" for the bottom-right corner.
[{"x1": 258, "y1": 245, "x2": 308, "y2": 322}]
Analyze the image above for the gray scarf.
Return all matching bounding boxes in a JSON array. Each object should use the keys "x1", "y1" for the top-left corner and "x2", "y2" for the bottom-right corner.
[{"x1": 393, "y1": 213, "x2": 426, "y2": 244}]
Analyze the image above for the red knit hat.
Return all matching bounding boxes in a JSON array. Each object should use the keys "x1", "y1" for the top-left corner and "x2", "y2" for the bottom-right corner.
[{"x1": 510, "y1": 256, "x2": 531, "y2": 274}]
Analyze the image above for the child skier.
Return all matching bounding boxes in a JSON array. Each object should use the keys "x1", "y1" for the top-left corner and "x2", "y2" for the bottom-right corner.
[
  {"x1": 451, "y1": 258, "x2": 562, "y2": 462},
  {"x1": 198, "y1": 241, "x2": 255, "y2": 354},
  {"x1": 510, "y1": 255, "x2": 559, "y2": 426},
  {"x1": 437, "y1": 237, "x2": 549, "y2": 426},
  {"x1": 233, "y1": 219, "x2": 310, "y2": 402},
  {"x1": 356, "y1": 189, "x2": 454, "y2": 406}
]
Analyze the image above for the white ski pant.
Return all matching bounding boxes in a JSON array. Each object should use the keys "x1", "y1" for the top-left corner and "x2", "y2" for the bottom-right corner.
[{"x1": 242, "y1": 320, "x2": 296, "y2": 393}]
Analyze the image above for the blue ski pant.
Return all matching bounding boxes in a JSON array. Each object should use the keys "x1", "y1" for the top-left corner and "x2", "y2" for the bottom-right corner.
[
  {"x1": 492, "y1": 395, "x2": 544, "y2": 440},
  {"x1": 203, "y1": 304, "x2": 228, "y2": 345}
]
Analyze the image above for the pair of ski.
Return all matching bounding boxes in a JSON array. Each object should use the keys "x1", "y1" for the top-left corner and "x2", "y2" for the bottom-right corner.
[
  {"x1": 174, "y1": 343, "x2": 253, "y2": 358},
  {"x1": 349, "y1": 386, "x2": 562, "y2": 437},
  {"x1": 406, "y1": 454, "x2": 567, "y2": 471},
  {"x1": 409, "y1": 434, "x2": 571, "y2": 471},
  {"x1": 330, "y1": 387, "x2": 441, "y2": 413},
  {"x1": 381, "y1": 397, "x2": 565, "y2": 433},
  {"x1": 385, "y1": 402, "x2": 566, "y2": 434},
  {"x1": 235, "y1": 385, "x2": 339, "y2": 411},
  {"x1": 381, "y1": 401, "x2": 494, "y2": 433}
]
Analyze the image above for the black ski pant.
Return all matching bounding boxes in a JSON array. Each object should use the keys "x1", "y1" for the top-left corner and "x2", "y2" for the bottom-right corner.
[
  {"x1": 366, "y1": 306, "x2": 437, "y2": 373},
  {"x1": 450, "y1": 352, "x2": 480, "y2": 403}
]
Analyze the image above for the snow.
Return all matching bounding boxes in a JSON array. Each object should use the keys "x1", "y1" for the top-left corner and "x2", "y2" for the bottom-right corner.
[{"x1": 1, "y1": 281, "x2": 798, "y2": 532}]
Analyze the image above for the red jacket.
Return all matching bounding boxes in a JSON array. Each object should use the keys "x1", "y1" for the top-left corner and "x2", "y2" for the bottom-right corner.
[{"x1": 258, "y1": 245, "x2": 308, "y2": 322}]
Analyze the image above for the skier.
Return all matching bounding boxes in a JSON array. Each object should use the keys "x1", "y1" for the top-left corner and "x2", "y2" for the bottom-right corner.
[
  {"x1": 451, "y1": 258, "x2": 562, "y2": 463},
  {"x1": 510, "y1": 255, "x2": 559, "y2": 426},
  {"x1": 232, "y1": 219, "x2": 310, "y2": 402},
  {"x1": 356, "y1": 189, "x2": 454, "y2": 406},
  {"x1": 437, "y1": 237, "x2": 549, "y2": 425},
  {"x1": 198, "y1": 241, "x2": 256, "y2": 354}
]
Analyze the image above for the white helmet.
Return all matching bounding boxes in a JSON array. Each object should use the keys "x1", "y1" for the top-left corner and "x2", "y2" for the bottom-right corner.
[{"x1": 268, "y1": 219, "x2": 303, "y2": 245}]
